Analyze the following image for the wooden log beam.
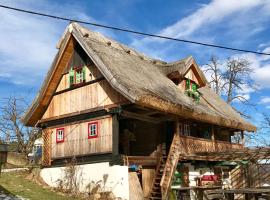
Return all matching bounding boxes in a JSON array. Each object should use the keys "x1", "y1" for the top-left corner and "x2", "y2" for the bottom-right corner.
[
  {"x1": 144, "y1": 111, "x2": 160, "y2": 116},
  {"x1": 123, "y1": 156, "x2": 157, "y2": 166},
  {"x1": 120, "y1": 110, "x2": 161, "y2": 124}
]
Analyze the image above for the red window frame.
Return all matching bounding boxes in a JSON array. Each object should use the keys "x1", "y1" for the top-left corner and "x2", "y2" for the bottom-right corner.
[
  {"x1": 88, "y1": 122, "x2": 98, "y2": 139},
  {"x1": 56, "y1": 128, "x2": 65, "y2": 143}
]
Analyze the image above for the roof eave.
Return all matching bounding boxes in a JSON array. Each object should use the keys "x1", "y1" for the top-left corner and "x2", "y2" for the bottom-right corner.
[
  {"x1": 137, "y1": 94, "x2": 256, "y2": 132},
  {"x1": 21, "y1": 31, "x2": 74, "y2": 126}
]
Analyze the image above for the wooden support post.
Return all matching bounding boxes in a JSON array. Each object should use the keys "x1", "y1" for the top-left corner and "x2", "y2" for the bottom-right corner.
[
  {"x1": 42, "y1": 129, "x2": 52, "y2": 167},
  {"x1": 241, "y1": 130, "x2": 245, "y2": 146},
  {"x1": 211, "y1": 125, "x2": 215, "y2": 141},
  {"x1": 112, "y1": 114, "x2": 119, "y2": 156},
  {"x1": 211, "y1": 125, "x2": 217, "y2": 151}
]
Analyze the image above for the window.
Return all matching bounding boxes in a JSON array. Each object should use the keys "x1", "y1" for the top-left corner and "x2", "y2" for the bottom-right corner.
[
  {"x1": 69, "y1": 66, "x2": 86, "y2": 87},
  {"x1": 56, "y1": 128, "x2": 64, "y2": 143},
  {"x1": 183, "y1": 124, "x2": 190, "y2": 136},
  {"x1": 186, "y1": 79, "x2": 191, "y2": 90},
  {"x1": 88, "y1": 122, "x2": 98, "y2": 139},
  {"x1": 185, "y1": 78, "x2": 201, "y2": 102},
  {"x1": 75, "y1": 68, "x2": 84, "y2": 84}
]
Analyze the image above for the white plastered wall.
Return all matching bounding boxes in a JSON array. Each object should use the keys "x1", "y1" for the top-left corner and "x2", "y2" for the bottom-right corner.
[{"x1": 40, "y1": 162, "x2": 129, "y2": 200}]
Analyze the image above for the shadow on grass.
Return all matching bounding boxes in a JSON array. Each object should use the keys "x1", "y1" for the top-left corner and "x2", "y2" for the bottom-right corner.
[{"x1": 0, "y1": 184, "x2": 16, "y2": 197}]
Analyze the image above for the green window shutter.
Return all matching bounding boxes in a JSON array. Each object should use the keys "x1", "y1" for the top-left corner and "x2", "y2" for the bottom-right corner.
[
  {"x1": 82, "y1": 66, "x2": 87, "y2": 82},
  {"x1": 69, "y1": 69, "x2": 74, "y2": 87},
  {"x1": 192, "y1": 83, "x2": 197, "y2": 92},
  {"x1": 186, "y1": 79, "x2": 190, "y2": 90}
]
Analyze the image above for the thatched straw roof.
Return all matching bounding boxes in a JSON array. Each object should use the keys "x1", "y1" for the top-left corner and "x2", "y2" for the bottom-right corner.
[{"x1": 22, "y1": 23, "x2": 256, "y2": 132}]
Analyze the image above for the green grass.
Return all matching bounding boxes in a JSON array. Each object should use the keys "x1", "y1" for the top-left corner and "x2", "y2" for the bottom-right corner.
[{"x1": 0, "y1": 172, "x2": 80, "y2": 200}]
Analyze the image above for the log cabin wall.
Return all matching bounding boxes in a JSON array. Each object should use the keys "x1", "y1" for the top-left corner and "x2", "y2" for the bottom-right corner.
[
  {"x1": 45, "y1": 115, "x2": 113, "y2": 159},
  {"x1": 42, "y1": 79, "x2": 126, "y2": 119}
]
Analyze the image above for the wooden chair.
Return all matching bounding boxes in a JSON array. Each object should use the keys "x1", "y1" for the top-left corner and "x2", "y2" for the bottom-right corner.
[{"x1": 203, "y1": 189, "x2": 226, "y2": 200}]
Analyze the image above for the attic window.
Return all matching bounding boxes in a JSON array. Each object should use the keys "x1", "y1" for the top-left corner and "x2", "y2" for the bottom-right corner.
[
  {"x1": 69, "y1": 66, "x2": 86, "y2": 87},
  {"x1": 185, "y1": 79, "x2": 201, "y2": 102}
]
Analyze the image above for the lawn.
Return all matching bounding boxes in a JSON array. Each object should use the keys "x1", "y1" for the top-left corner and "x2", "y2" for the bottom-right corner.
[{"x1": 0, "y1": 171, "x2": 80, "y2": 200}]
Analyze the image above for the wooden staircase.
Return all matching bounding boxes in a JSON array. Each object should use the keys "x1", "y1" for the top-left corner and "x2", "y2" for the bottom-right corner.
[
  {"x1": 149, "y1": 120, "x2": 181, "y2": 200},
  {"x1": 148, "y1": 156, "x2": 167, "y2": 200},
  {"x1": 160, "y1": 131, "x2": 181, "y2": 199}
]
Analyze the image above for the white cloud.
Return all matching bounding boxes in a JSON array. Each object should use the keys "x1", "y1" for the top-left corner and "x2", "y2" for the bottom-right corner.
[
  {"x1": 260, "y1": 97, "x2": 270, "y2": 104},
  {"x1": 158, "y1": 0, "x2": 265, "y2": 40},
  {"x1": 238, "y1": 84, "x2": 256, "y2": 94},
  {"x1": 0, "y1": 0, "x2": 99, "y2": 86},
  {"x1": 252, "y1": 64, "x2": 270, "y2": 88},
  {"x1": 131, "y1": 0, "x2": 270, "y2": 58},
  {"x1": 266, "y1": 105, "x2": 270, "y2": 109}
]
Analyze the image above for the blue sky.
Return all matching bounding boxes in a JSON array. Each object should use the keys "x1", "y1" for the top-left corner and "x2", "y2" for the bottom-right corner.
[{"x1": 0, "y1": 0, "x2": 270, "y2": 136}]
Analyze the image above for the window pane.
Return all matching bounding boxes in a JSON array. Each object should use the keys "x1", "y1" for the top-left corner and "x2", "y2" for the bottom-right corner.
[
  {"x1": 57, "y1": 130, "x2": 64, "y2": 141},
  {"x1": 89, "y1": 124, "x2": 97, "y2": 137},
  {"x1": 76, "y1": 70, "x2": 83, "y2": 84}
]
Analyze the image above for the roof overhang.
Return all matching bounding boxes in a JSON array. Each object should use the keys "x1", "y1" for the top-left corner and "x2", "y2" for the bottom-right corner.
[{"x1": 22, "y1": 32, "x2": 75, "y2": 126}]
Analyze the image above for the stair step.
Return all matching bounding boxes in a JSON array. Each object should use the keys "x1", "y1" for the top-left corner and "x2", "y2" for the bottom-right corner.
[
  {"x1": 151, "y1": 191, "x2": 161, "y2": 194},
  {"x1": 149, "y1": 197, "x2": 162, "y2": 200}
]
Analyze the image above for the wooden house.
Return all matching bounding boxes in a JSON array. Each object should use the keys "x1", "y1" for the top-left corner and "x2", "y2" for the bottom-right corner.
[{"x1": 22, "y1": 23, "x2": 256, "y2": 200}]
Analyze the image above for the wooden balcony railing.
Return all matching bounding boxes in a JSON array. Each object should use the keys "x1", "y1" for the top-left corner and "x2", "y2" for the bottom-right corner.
[{"x1": 179, "y1": 135, "x2": 243, "y2": 155}]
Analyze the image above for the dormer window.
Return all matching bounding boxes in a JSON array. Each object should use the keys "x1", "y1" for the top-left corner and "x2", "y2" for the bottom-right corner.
[
  {"x1": 185, "y1": 78, "x2": 200, "y2": 102},
  {"x1": 69, "y1": 66, "x2": 86, "y2": 87}
]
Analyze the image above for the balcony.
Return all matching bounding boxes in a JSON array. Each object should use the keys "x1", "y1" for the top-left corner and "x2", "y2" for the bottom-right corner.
[{"x1": 179, "y1": 135, "x2": 243, "y2": 155}]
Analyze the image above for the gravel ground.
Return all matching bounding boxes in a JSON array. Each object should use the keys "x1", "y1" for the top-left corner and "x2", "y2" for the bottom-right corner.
[{"x1": 0, "y1": 193, "x2": 29, "y2": 200}]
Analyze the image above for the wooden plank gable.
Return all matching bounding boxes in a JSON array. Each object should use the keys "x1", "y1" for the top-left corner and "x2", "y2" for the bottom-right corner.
[{"x1": 41, "y1": 40, "x2": 127, "y2": 121}]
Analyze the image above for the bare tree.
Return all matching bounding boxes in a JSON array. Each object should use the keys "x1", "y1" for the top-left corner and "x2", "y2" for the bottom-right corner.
[
  {"x1": 262, "y1": 113, "x2": 270, "y2": 130},
  {"x1": 0, "y1": 95, "x2": 41, "y2": 155},
  {"x1": 204, "y1": 56, "x2": 254, "y2": 103},
  {"x1": 223, "y1": 57, "x2": 253, "y2": 104},
  {"x1": 203, "y1": 55, "x2": 223, "y2": 95}
]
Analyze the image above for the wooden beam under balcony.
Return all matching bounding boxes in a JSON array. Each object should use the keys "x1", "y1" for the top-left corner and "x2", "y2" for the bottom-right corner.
[
  {"x1": 122, "y1": 156, "x2": 157, "y2": 166},
  {"x1": 120, "y1": 110, "x2": 162, "y2": 124}
]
